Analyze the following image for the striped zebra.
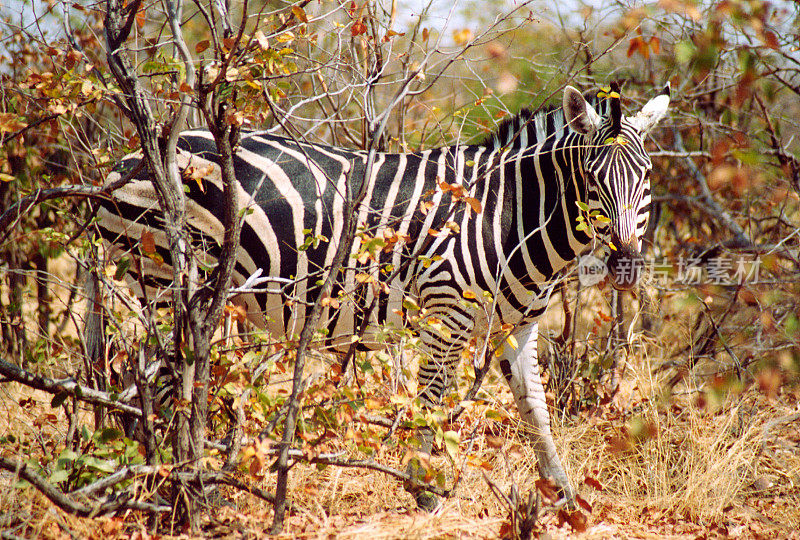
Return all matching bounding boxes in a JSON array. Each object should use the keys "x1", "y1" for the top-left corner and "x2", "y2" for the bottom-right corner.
[{"x1": 93, "y1": 83, "x2": 670, "y2": 507}]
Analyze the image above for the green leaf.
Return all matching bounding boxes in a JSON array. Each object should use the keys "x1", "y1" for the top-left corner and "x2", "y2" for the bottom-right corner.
[
  {"x1": 49, "y1": 469, "x2": 70, "y2": 484},
  {"x1": 435, "y1": 471, "x2": 446, "y2": 487},
  {"x1": 575, "y1": 201, "x2": 590, "y2": 212},
  {"x1": 675, "y1": 40, "x2": 696, "y2": 65},
  {"x1": 98, "y1": 428, "x2": 123, "y2": 444},
  {"x1": 114, "y1": 257, "x2": 132, "y2": 280},
  {"x1": 83, "y1": 456, "x2": 116, "y2": 473},
  {"x1": 506, "y1": 334, "x2": 518, "y2": 350},
  {"x1": 402, "y1": 297, "x2": 420, "y2": 311},
  {"x1": 443, "y1": 430, "x2": 460, "y2": 461},
  {"x1": 58, "y1": 450, "x2": 79, "y2": 464}
]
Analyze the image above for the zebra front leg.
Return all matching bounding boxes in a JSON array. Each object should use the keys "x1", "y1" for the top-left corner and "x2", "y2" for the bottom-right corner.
[
  {"x1": 498, "y1": 322, "x2": 575, "y2": 506},
  {"x1": 404, "y1": 422, "x2": 437, "y2": 511},
  {"x1": 405, "y1": 323, "x2": 466, "y2": 511}
]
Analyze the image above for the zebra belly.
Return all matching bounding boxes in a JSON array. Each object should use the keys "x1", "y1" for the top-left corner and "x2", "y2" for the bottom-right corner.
[{"x1": 98, "y1": 149, "x2": 411, "y2": 350}]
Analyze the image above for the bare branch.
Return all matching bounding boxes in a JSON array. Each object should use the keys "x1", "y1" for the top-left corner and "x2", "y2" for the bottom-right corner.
[
  {"x1": 0, "y1": 456, "x2": 170, "y2": 517},
  {"x1": 671, "y1": 128, "x2": 751, "y2": 247},
  {"x1": 0, "y1": 357, "x2": 142, "y2": 417}
]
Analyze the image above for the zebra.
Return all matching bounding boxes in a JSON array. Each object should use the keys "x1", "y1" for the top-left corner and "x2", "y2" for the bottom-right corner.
[{"x1": 92, "y1": 82, "x2": 670, "y2": 507}]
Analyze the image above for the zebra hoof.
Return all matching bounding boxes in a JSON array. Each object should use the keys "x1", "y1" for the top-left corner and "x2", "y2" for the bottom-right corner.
[
  {"x1": 554, "y1": 485, "x2": 576, "y2": 510},
  {"x1": 414, "y1": 490, "x2": 439, "y2": 512},
  {"x1": 559, "y1": 493, "x2": 576, "y2": 510},
  {"x1": 404, "y1": 477, "x2": 439, "y2": 511}
]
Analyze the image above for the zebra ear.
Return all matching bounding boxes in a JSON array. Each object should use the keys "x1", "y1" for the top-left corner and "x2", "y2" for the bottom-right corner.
[
  {"x1": 563, "y1": 86, "x2": 602, "y2": 136},
  {"x1": 629, "y1": 83, "x2": 671, "y2": 135}
]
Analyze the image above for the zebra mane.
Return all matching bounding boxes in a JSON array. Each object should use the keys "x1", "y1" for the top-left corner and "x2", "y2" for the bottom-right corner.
[{"x1": 480, "y1": 90, "x2": 608, "y2": 150}]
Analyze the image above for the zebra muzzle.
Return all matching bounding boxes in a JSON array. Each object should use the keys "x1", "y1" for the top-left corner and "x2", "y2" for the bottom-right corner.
[{"x1": 606, "y1": 232, "x2": 643, "y2": 291}]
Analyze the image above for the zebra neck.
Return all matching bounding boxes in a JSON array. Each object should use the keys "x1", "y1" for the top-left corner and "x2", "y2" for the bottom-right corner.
[{"x1": 512, "y1": 132, "x2": 594, "y2": 281}]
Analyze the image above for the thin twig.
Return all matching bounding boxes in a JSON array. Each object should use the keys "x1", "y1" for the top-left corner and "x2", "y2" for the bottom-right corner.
[
  {"x1": 308, "y1": 455, "x2": 450, "y2": 497},
  {"x1": 0, "y1": 160, "x2": 143, "y2": 243}
]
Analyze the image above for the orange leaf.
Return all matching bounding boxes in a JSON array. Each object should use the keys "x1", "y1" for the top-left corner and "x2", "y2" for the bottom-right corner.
[
  {"x1": 0, "y1": 113, "x2": 27, "y2": 133},
  {"x1": 626, "y1": 39, "x2": 637, "y2": 57},
  {"x1": 584, "y1": 475, "x2": 604, "y2": 491},
  {"x1": 140, "y1": 230, "x2": 156, "y2": 255},
  {"x1": 465, "y1": 197, "x2": 482, "y2": 214},
  {"x1": 224, "y1": 303, "x2": 247, "y2": 323},
  {"x1": 534, "y1": 477, "x2": 560, "y2": 503},
  {"x1": 291, "y1": 5, "x2": 308, "y2": 23},
  {"x1": 557, "y1": 509, "x2": 589, "y2": 533},
  {"x1": 355, "y1": 273, "x2": 374, "y2": 283},
  {"x1": 762, "y1": 30, "x2": 779, "y2": 50},
  {"x1": 195, "y1": 40, "x2": 210, "y2": 54},
  {"x1": 320, "y1": 296, "x2": 340, "y2": 309},
  {"x1": 649, "y1": 35, "x2": 660, "y2": 54},
  {"x1": 449, "y1": 184, "x2": 465, "y2": 198},
  {"x1": 452, "y1": 28, "x2": 472, "y2": 46},
  {"x1": 351, "y1": 20, "x2": 367, "y2": 36}
]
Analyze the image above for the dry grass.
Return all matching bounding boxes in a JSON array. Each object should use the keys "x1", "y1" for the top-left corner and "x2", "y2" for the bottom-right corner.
[
  {"x1": 2, "y1": 272, "x2": 799, "y2": 538},
  {"x1": 1, "y1": 370, "x2": 798, "y2": 538}
]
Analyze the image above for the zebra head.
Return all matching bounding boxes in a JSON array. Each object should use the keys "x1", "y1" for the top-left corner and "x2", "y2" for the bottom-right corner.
[{"x1": 563, "y1": 82, "x2": 670, "y2": 290}]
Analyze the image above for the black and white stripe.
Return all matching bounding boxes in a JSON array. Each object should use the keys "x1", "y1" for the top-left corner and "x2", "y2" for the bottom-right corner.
[{"x1": 95, "y1": 83, "x2": 670, "y2": 502}]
